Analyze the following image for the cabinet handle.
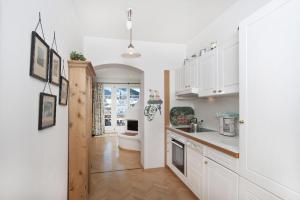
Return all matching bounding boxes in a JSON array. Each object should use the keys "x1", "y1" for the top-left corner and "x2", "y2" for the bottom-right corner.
[
  {"x1": 218, "y1": 90, "x2": 222, "y2": 93},
  {"x1": 239, "y1": 120, "x2": 245, "y2": 124},
  {"x1": 213, "y1": 90, "x2": 217, "y2": 93},
  {"x1": 204, "y1": 161, "x2": 208, "y2": 165}
]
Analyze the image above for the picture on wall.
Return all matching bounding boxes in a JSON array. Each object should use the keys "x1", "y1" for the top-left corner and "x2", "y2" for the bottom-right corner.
[
  {"x1": 49, "y1": 49, "x2": 61, "y2": 85},
  {"x1": 59, "y1": 76, "x2": 69, "y2": 105},
  {"x1": 38, "y1": 92, "x2": 57, "y2": 130},
  {"x1": 30, "y1": 31, "x2": 49, "y2": 81}
]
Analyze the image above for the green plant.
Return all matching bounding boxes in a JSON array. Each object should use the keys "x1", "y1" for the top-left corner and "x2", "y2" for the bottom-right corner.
[{"x1": 70, "y1": 51, "x2": 86, "y2": 61}]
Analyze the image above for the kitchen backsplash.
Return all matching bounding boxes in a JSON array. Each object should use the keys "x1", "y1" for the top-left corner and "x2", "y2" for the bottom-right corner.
[{"x1": 192, "y1": 95, "x2": 239, "y2": 132}]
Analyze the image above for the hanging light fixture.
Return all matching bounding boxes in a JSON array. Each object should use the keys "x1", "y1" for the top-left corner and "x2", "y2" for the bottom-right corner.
[{"x1": 121, "y1": 8, "x2": 141, "y2": 58}]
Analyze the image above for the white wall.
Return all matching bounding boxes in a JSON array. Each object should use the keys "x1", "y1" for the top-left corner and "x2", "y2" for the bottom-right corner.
[
  {"x1": 181, "y1": 0, "x2": 272, "y2": 130},
  {"x1": 83, "y1": 36, "x2": 185, "y2": 168},
  {"x1": 186, "y1": 0, "x2": 272, "y2": 56},
  {"x1": 0, "y1": 0, "x2": 82, "y2": 199},
  {"x1": 192, "y1": 96, "x2": 239, "y2": 131}
]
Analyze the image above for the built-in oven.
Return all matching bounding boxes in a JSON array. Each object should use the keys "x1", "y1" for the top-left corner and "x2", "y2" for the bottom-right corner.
[{"x1": 171, "y1": 134, "x2": 186, "y2": 175}]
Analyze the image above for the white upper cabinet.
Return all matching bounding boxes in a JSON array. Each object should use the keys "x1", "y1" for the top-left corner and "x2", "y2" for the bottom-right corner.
[
  {"x1": 198, "y1": 49, "x2": 218, "y2": 97},
  {"x1": 218, "y1": 39, "x2": 239, "y2": 95},
  {"x1": 203, "y1": 157, "x2": 239, "y2": 200},
  {"x1": 239, "y1": 0, "x2": 300, "y2": 199},
  {"x1": 175, "y1": 40, "x2": 239, "y2": 98}
]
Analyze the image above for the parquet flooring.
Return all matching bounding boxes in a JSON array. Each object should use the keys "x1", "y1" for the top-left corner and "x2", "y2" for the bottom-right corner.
[
  {"x1": 89, "y1": 168, "x2": 198, "y2": 200},
  {"x1": 88, "y1": 135, "x2": 198, "y2": 200},
  {"x1": 89, "y1": 135, "x2": 142, "y2": 173}
]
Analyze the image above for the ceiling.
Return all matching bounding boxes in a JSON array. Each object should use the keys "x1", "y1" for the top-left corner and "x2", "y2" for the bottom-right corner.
[{"x1": 73, "y1": 0, "x2": 238, "y2": 43}]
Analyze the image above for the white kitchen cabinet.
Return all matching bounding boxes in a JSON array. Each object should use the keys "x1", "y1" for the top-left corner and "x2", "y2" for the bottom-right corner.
[
  {"x1": 239, "y1": 0, "x2": 300, "y2": 199},
  {"x1": 203, "y1": 157, "x2": 238, "y2": 200},
  {"x1": 175, "y1": 67, "x2": 184, "y2": 92},
  {"x1": 198, "y1": 49, "x2": 218, "y2": 97},
  {"x1": 175, "y1": 57, "x2": 199, "y2": 96},
  {"x1": 186, "y1": 141, "x2": 204, "y2": 199},
  {"x1": 239, "y1": 177, "x2": 281, "y2": 200},
  {"x1": 218, "y1": 39, "x2": 239, "y2": 94}
]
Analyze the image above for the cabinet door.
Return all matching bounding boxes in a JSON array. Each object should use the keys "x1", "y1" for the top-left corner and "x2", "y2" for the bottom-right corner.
[
  {"x1": 239, "y1": 0, "x2": 300, "y2": 199},
  {"x1": 218, "y1": 40, "x2": 239, "y2": 95},
  {"x1": 189, "y1": 57, "x2": 198, "y2": 88},
  {"x1": 239, "y1": 177, "x2": 281, "y2": 200},
  {"x1": 198, "y1": 49, "x2": 218, "y2": 97},
  {"x1": 175, "y1": 67, "x2": 181, "y2": 92},
  {"x1": 184, "y1": 59, "x2": 191, "y2": 89},
  {"x1": 203, "y1": 157, "x2": 238, "y2": 200},
  {"x1": 187, "y1": 146, "x2": 204, "y2": 199}
]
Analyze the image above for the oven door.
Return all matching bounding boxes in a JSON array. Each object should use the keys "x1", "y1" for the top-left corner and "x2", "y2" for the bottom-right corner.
[{"x1": 171, "y1": 138, "x2": 185, "y2": 175}]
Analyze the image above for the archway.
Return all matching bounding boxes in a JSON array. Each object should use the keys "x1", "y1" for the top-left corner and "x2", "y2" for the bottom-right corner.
[{"x1": 91, "y1": 63, "x2": 145, "y2": 171}]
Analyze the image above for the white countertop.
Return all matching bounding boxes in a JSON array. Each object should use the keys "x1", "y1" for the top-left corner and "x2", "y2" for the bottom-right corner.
[
  {"x1": 167, "y1": 126, "x2": 239, "y2": 155},
  {"x1": 187, "y1": 131, "x2": 239, "y2": 154}
]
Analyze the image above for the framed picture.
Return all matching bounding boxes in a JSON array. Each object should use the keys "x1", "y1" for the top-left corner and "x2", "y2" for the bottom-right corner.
[
  {"x1": 59, "y1": 76, "x2": 69, "y2": 105},
  {"x1": 38, "y1": 92, "x2": 57, "y2": 130},
  {"x1": 30, "y1": 31, "x2": 49, "y2": 81},
  {"x1": 49, "y1": 49, "x2": 61, "y2": 85}
]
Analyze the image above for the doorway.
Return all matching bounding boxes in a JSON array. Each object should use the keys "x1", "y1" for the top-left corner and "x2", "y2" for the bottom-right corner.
[{"x1": 103, "y1": 84, "x2": 140, "y2": 134}]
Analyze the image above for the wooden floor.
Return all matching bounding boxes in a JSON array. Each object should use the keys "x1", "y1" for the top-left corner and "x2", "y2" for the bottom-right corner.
[
  {"x1": 89, "y1": 168, "x2": 198, "y2": 200},
  {"x1": 88, "y1": 135, "x2": 198, "y2": 200},
  {"x1": 89, "y1": 136, "x2": 142, "y2": 173}
]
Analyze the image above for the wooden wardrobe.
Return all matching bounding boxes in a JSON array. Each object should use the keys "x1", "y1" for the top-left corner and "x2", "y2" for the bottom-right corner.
[{"x1": 68, "y1": 60, "x2": 95, "y2": 200}]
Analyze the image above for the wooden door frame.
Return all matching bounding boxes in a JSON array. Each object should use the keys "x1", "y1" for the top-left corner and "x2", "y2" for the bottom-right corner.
[{"x1": 164, "y1": 70, "x2": 170, "y2": 167}]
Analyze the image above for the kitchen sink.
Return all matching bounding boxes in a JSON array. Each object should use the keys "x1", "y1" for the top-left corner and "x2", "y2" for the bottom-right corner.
[{"x1": 176, "y1": 127, "x2": 214, "y2": 133}]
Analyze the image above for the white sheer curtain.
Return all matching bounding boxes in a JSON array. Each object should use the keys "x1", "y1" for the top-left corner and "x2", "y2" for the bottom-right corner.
[{"x1": 92, "y1": 82, "x2": 105, "y2": 136}]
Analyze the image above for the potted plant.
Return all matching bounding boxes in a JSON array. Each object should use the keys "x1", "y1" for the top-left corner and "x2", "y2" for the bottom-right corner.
[{"x1": 70, "y1": 51, "x2": 86, "y2": 61}]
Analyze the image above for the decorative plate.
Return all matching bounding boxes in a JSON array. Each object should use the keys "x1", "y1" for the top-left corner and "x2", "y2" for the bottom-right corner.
[{"x1": 170, "y1": 107, "x2": 195, "y2": 126}]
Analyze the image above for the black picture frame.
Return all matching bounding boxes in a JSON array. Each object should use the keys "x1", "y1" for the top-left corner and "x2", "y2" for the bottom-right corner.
[
  {"x1": 38, "y1": 92, "x2": 57, "y2": 130},
  {"x1": 30, "y1": 31, "x2": 50, "y2": 81},
  {"x1": 59, "y1": 76, "x2": 69, "y2": 105},
  {"x1": 49, "y1": 49, "x2": 61, "y2": 86}
]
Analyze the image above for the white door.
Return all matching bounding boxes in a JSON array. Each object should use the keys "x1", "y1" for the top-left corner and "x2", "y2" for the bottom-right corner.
[
  {"x1": 203, "y1": 157, "x2": 238, "y2": 200},
  {"x1": 187, "y1": 145, "x2": 204, "y2": 199},
  {"x1": 239, "y1": 177, "x2": 281, "y2": 200},
  {"x1": 103, "y1": 84, "x2": 140, "y2": 133},
  {"x1": 239, "y1": 0, "x2": 300, "y2": 199},
  {"x1": 218, "y1": 39, "x2": 239, "y2": 95},
  {"x1": 198, "y1": 49, "x2": 218, "y2": 97}
]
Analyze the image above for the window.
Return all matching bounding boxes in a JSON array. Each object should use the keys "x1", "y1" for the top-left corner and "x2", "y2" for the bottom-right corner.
[
  {"x1": 104, "y1": 87, "x2": 112, "y2": 126},
  {"x1": 102, "y1": 84, "x2": 140, "y2": 133},
  {"x1": 130, "y1": 88, "x2": 140, "y2": 108}
]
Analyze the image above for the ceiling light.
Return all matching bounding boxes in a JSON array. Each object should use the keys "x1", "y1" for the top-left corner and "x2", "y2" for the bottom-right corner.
[{"x1": 122, "y1": 8, "x2": 141, "y2": 59}]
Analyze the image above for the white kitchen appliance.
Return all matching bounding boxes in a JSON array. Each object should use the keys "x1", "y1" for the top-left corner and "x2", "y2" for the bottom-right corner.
[{"x1": 216, "y1": 112, "x2": 239, "y2": 136}]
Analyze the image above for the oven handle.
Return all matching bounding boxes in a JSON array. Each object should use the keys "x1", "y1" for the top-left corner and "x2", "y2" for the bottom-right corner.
[{"x1": 171, "y1": 140, "x2": 184, "y2": 149}]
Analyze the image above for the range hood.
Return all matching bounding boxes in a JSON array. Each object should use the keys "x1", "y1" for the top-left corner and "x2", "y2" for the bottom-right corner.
[{"x1": 175, "y1": 87, "x2": 199, "y2": 97}]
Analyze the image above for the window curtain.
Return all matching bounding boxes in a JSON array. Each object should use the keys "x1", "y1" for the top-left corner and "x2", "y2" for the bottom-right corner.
[{"x1": 92, "y1": 82, "x2": 105, "y2": 136}]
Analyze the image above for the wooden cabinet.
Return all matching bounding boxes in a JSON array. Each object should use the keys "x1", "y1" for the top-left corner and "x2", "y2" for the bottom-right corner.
[
  {"x1": 203, "y1": 157, "x2": 238, "y2": 200},
  {"x1": 68, "y1": 60, "x2": 95, "y2": 200},
  {"x1": 186, "y1": 141, "x2": 204, "y2": 199},
  {"x1": 239, "y1": 177, "x2": 281, "y2": 200},
  {"x1": 166, "y1": 133, "x2": 171, "y2": 167},
  {"x1": 239, "y1": 0, "x2": 300, "y2": 199}
]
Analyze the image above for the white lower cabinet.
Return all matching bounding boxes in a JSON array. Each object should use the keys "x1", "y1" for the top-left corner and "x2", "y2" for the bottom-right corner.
[
  {"x1": 203, "y1": 157, "x2": 239, "y2": 200},
  {"x1": 187, "y1": 142, "x2": 204, "y2": 199},
  {"x1": 185, "y1": 139, "x2": 238, "y2": 200},
  {"x1": 239, "y1": 177, "x2": 281, "y2": 200}
]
